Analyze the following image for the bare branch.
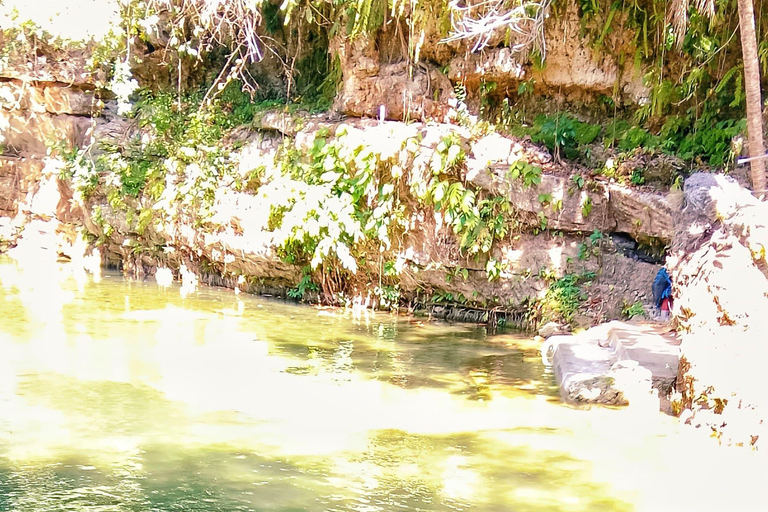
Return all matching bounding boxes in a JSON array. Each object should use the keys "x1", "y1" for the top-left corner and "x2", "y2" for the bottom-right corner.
[
  {"x1": 149, "y1": 0, "x2": 264, "y2": 63},
  {"x1": 441, "y1": 0, "x2": 551, "y2": 59}
]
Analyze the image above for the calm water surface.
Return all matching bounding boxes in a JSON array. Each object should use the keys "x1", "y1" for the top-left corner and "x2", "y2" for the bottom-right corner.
[{"x1": 0, "y1": 256, "x2": 766, "y2": 512}]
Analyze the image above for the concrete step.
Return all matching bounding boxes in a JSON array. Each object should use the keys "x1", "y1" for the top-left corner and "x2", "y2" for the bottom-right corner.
[{"x1": 542, "y1": 321, "x2": 680, "y2": 408}]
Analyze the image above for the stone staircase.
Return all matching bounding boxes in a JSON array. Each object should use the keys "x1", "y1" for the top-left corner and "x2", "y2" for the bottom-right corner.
[{"x1": 541, "y1": 321, "x2": 680, "y2": 409}]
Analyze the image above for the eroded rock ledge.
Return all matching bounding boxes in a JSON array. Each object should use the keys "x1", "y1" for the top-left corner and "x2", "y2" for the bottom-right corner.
[
  {"x1": 256, "y1": 113, "x2": 676, "y2": 244},
  {"x1": 2, "y1": 112, "x2": 675, "y2": 327}
]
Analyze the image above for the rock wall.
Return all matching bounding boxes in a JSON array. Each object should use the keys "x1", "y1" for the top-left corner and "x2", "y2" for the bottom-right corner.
[
  {"x1": 0, "y1": 32, "x2": 105, "y2": 257},
  {"x1": 1, "y1": 98, "x2": 671, "y2": 326},
  {"x1": 0, "y1": 53, "x2": 100, "y2": 154},
  {"x1": 0, "y1": 83, "x2": 96, "y2": 154},
  {"x1": 60, "y1": 112, "x2": 667, "y2": 325},
  {"x1": 465, "y1": 133, "x2": 675, "y2": 243},
  {"x1": 334, "y1": 1, "x2": 648, "y2": 122},
  {"x1": 332, "y1": 34, "x2": 456, "y2": 122},
  {"x1": 669, "y1": 174, "x2": 768, "y2": 447},
  {"x1": 0, "y1": 35, "x2": 103, "y2": 215},
  {"x1": 447, "y1": 2, "x2": 646, "y2": 101},
  {"x1": 0, "y1": 1, "x2": 671, "y2": 328}
]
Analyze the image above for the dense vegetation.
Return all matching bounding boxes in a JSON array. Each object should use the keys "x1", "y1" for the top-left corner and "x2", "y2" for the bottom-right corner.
[
  {"x1": 4, "y1": 0, "x2": 765, "y2": 325},
  {"x1": 3, "y1": 0, "x2": 761, "y2": 169},
  {"x1": 59, "y1": 85, "x2": 537, "y2": 322}
]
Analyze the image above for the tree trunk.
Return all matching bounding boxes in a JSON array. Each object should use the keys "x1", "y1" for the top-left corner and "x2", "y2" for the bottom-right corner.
[{"x1": 738, "y1": 0, "x2": 767, "y2": 194}]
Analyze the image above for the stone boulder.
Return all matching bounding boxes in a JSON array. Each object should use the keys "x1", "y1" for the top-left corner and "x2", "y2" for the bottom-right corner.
[
  {"x1": 669, "y1": 173, "x2": 768, "y2": 447},
  {"x1": 538, "y1": 321, "x2": 569, "y2": 338},
  {"x1": 333, "y1": 34, "x2": 456, "y2": 122},
  {"x1": 606, "y1": 182, "x2": 676, "y2": 243},
  {"x1": 466, "y1": 164, "x2": 676, "y2": 243},
  {"x1": 543, "y1": 321, "x2": 679, "y2": 408}
]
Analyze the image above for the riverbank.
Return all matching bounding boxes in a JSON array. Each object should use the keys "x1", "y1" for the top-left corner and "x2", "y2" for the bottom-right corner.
[
  {"x1": 1, "y1": 111, "x2": 672, "y2": 330},
  {"x1": 3, "y1": 104, "x2": 767, "y2": 451}
]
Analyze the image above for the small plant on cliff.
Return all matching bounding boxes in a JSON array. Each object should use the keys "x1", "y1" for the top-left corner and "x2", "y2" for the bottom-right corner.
[
  {"x1": 630, "y1": 168, "x2": 645, "y2": 185},
  {"x1": 534, "y1": 114, "x2": 576, "y2": 159},
  {"x1": 288, "y1": 269, "x2": 319, "y2": 301},
  {"x1": 433, "y1": 133, "x2": 467, "y2": 173},
  {"x1": 622, "y1": 300, "x2": 645, "y2": 319},
  {"x1": 374, "y1": 284, "x2": 400, "y2": 310},
  {"x1": 267, "y1": 131, "x2": 369, "y2": 275},
  {"x1": 485, "y1": 259, "x2": 507, "y2": 282},
  {"x1": 429, "y1": 179, "x2": 514, "y2": 255},
  {"x1": 507, "y1": 161, "x2": 541, "y2": 187},
  {"x1": 578, "y1": 230, "x2": 603, "y2": 261},
  {"x1": 446, "y1": 266, "x2": 469, "y2": 283},
  {"x1": 538, "y1": 270, "x2": 595, "y2": 324},
  {"x1": 532, "y1": 114, "x2": 600, "y2": 160},
  {"x1": 426, "y1": 135, "x2": 516, "y2": 255}
]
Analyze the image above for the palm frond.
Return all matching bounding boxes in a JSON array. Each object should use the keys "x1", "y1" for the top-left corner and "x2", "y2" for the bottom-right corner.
[{"x1": 667, "y1": 0, "x2": 716, "y2": 49}]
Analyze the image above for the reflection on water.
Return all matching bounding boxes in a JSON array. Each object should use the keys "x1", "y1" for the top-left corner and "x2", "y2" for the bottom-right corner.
[{"x1": 0, "y1": 256, "x2": 766, "y2": 512}]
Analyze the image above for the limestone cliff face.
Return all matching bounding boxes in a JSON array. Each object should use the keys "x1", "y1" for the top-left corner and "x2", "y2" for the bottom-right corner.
[
  {"x1": 0, "y1": 34, "x2": 104, "y2": 250},
  {"x1": 332, "y1": 34, "x2": 456, "y2": 122},
  {"x1": 2, "y1": 100, "x2": 672, "y2": 325},
  {"x1": 0, "y1": 84, "x2": 96, "y2": 155},
  {"x1": 0, "y1": 31, "x2": 104, "y2": 154},
  {"x1": 0, "y1": 1, "x2": 669, "y2": 327},
  {"x1": 334, "y1": 1, "x2": 648, "y2": 122},
  {"x1": 669, "y1": 174, "x2": 768, "y2": 447},
  {"x1": 0, "y1": 1, "x2": 653, "y2": 157},
  {"x1": 0, "y1": 156, "x2": 44, "y2": 219}
]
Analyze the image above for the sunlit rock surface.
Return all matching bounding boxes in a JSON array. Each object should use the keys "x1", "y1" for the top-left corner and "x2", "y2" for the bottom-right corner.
[
  {"x1": 669, "y1": 173, "x2": 768, "y2": 447},
  {"x1": 543, "y1": 321, "x2": 679, "y2": 409}
]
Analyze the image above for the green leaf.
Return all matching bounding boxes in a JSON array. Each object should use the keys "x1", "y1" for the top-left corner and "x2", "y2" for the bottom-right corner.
[
  {"x1": 447, "y1": 144, "x2": 462, "y2": 164},
  {"x1": 432, "y1": 180, "x2": 448, "y2": 202},
  {"x1": 460, "y1": 189, "x2": 476, "y2": 212},
  {"x1": 313, "y1": 137, "x2": 326, "y2": 152},
  {"x1": 538, "y1": 211, "x2": 548, "y2": 230}
]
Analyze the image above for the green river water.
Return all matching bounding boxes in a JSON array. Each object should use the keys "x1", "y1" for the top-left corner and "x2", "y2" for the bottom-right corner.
[{"x1": 0, "y1": 256, "x2": 766, "y2": 512}]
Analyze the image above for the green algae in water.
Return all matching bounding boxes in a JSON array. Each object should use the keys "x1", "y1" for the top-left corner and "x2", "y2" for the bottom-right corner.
[{"x1": 0, "y1": 257, "x2": 765, "y2": 511}]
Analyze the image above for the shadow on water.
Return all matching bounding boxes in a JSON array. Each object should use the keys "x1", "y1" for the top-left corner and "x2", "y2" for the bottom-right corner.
[
  {"x1": 5, "y1": 259, "x2": 764, "y2": 511},
  {"x1": 247, "y1": 311, "x2": 558, "y2": 400},
  {"x1": 13, "y1": 373, "x2": 187, "y2": 437},
  {"x1": 0, "y1": 429, "x2": 634, "y2": 512}
]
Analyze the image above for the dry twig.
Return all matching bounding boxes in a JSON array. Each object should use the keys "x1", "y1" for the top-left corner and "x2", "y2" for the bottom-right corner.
[{"x1": 441, "y1": 0, "x2": 551, "y2": 58}]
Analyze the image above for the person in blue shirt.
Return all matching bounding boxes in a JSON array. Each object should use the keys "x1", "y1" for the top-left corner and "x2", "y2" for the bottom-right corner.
[{"x1": 652, "y1": 268, "x2": 673, "y2": 320}]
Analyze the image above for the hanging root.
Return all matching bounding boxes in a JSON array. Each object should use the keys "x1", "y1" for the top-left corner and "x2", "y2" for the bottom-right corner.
[{"x1": 441, "y1": 0, "x2": 551, "y2": 57}]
